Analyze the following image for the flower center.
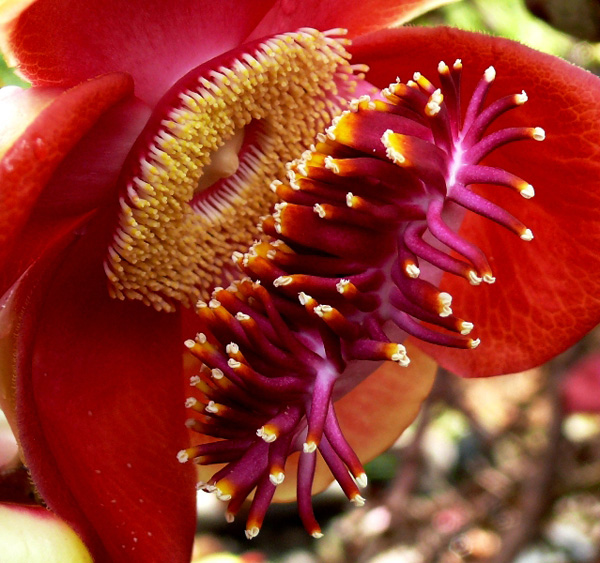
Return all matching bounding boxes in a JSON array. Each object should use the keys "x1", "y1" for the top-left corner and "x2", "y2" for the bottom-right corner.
[
  {"x1": 103, "y1": 29, "x2": 365, "y2": 311},
  {"x1": 179, "y1": 62, "x2": 544, "y2": 537}
]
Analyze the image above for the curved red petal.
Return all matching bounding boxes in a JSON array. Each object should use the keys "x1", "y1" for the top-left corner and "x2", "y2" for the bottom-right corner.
[
  {"x1": 0, "y1": 73, "x2": 134, "y2": 294},
  {"x1": 14, "y1": 213, "x2": 197, "y2": 562},
  {"x1": 249, "y1": 0, "x2": 455, "y2": 40},
  {"x1": 3, "y1": 0, "x2": 275, "y2": 105},
  {"x1": 351, "y1": 27, "x2": 600, "y2": 376}
]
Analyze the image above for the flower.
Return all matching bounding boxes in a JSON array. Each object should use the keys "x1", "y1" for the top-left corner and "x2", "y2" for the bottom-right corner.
[
  {"x1": 180, "y1": 28, "x2": 600, "y2": 538},
  {"x1": 2, "y1": 1, "x2": 600, "y2": 560},
  {"x1": 0, "y1": 0, "x2": 457, "y2": 560}
]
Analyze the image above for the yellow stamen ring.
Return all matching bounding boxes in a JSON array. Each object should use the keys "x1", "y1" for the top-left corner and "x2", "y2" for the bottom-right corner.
[{"x1": 105, "y1": 29, "x2": 360, "y2": 311}]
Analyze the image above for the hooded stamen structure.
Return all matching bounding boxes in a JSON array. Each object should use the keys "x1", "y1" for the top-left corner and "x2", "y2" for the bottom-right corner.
[
  {"x1": 104, "y1": 29, "x2": 365, "y2": 311},
  {"x1": 181, "y1": 62, "x2": 543, "y2": 536}
]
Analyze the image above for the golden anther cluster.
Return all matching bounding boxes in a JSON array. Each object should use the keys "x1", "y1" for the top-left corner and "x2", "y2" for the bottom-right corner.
[{"x1": 105, "y1": 29, "x2": 361, "y2": 311}]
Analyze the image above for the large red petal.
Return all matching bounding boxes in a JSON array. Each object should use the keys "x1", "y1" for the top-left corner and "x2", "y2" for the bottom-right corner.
[
  {"x1": 248, "y1": 0, "x2": 456, "y2": 40},
  {"x1": 14, "y1": 213, "x2": 197, "y2": 562},
  {"x1": 0, "y1": 73, "x2": 134, "y2": 294},
  {"x1": 351, "y1": 27, "x2": 600, "y2": 376},
  {"x1": 2, "y1": 0, "x2": 275, "y2": 106}
]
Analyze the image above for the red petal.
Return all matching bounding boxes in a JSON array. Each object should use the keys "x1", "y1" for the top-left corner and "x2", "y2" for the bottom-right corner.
[
  {"x1": 13, "y1": 213, "x2": 197, "y2": 562},
  {"x1": 0, "y1": 73, "x2": 134, "y2": 294},
  {"x1": 351, "y1": 27, "x2": 600, "y2": 376},
  {"x1": 249, "y1": 0, "x2": 454, "y2": 40},
  {"x1": 3, "y1": 0, "x2": 276, "y2": 105}
]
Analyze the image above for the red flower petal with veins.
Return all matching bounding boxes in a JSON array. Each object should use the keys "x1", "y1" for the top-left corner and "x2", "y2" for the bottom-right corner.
[{"x1": 351, "y1": 27, "x2": 600, "y2": 376}]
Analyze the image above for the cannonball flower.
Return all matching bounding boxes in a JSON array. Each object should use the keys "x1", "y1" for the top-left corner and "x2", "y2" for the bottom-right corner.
[
  {"x1": 1, "y1": 1, "x2": 600, "y2": 562},
  {"x1": 180, "y1": 28, "x2": 600, "y2": 539},
  {"x1": 0, "y1": 0, "x2": 458, "y2": 561}
]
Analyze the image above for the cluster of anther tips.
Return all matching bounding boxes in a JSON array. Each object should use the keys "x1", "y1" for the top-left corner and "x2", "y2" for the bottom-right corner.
[
  {"x1": 181, "y1": 280, "x2": 368, "y2": 538},
  {"x1": 180, "y1": 60, "x2": 543, "y2": 538}
]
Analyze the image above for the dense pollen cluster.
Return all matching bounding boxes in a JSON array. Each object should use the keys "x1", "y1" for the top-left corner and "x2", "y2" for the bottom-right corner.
[
  {"x1": 104, "y1": 29, "x2": 365, "y2": 311},
  {"x1": 180, "y1": 61, "x2": 544, "y2": 538}
]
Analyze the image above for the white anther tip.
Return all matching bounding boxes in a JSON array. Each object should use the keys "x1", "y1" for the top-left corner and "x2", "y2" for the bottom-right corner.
[
  {"x1": 470, "y1": 338, "x2": 481, "y2": 349},
  {"x1": 336, "y1": 279, "x2": 350, "y2": 293},
  {"x1": 521, "y1": 228, "x2": 534, "y2": 241},
  {"x1": 405, "y1": 264, "x2": 420, "y2": 279},
  {"x1": 312, "y1": 532, "x2": 324, "y2": 539},
  {"x1": 298, "y1": 292, "x2": 311, "y2": 305},
  {"x1": 355, "y1": 473, "x2": 368, "y2": 488},
  {"x1": 273, "y1": 275, "x2": 293, "y2": 287},
  {"x1": 516, "y1": 90, "x2": 528, "y2": 104},
  {"x1": 215, "y1": 489, "x2": 231, "y2": 502},
  {"x1": 185, "y1": 397, "x2": 197, "y2": 408},
  {"x1": 245, "y1": 527, "x2": 260, "y2": 540},
  {"x1": 211, "y1": 368, "x2": 224, "y2": 379},
  {"x1": 313, "y1": 203, "x2": 326, "y2": 218},
  {"x1": 303, "y1": 441, "x2": 317, "y2": 453},
  {"x1": 184, "y1": 339, "x2": 196, "y2": 349},
  {"x1": 351, "y1": 495, "x2": 366, "y2": 507},
  {"x1": 176, "y1": 450, "x2": 189, "y2": 463},
  {"x1": 468, "y1": 270, "x2": 482, "y2": 285},
  {"x1": 482, "y1": 274, "x2": 496, "y2": 284},
  {"x1": 521, "y1": 184, "x2": 535, "y2": 199},
  {"x1": 484, "y1": 66, "x2": 496, "y2": 82},
  {"x1": 269, "y1": 472, "x2": 285, "y2": 486},
  {"x1": 460, "y1": 321, "x2": 474, "y2": 335},
  {"x1": 438, "y1": 292, "x2": 453, "y2": 317},
  {"x1": 532, "y1": 127, "x2": 546, "y2": 141}
]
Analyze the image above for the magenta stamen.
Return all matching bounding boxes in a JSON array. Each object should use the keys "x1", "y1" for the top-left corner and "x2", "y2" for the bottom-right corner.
[
  {"x1": 318, "y1": 437, "x2": 362, "y2": 502},
  {"x1": 449, "y1": 184, "x2": 528, "y2": 236},
  {"x1": 457, "y1": 164, "x2": 531, "y2": 193},
  {"x1": 402, "y1": 222, "x2": 474, "y2": 280},
  {"x1": 390, "y1": 310, "x2": 474, "y2": 349},
  {"x1": 297, "y1": 449, "x2": 321, "y2": 536},
  {"x1": 323, "y1": 408, "x2": 365, "y2": 479},
  {"x1": 426, "y1": 199, "x2": 492, "y2": 276},
  {"x1": 462, "y1": 93, "x2": 527, "y2": 146},
  {"x1": 460, "y1": 67, "x2": 495, "y2": 135},
  {"x1": 304, "y1": 373, "x2": 336, "y2": 450},
  {"x1": 464, "y1": 126, "x2": 541, "y2": 164}
]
